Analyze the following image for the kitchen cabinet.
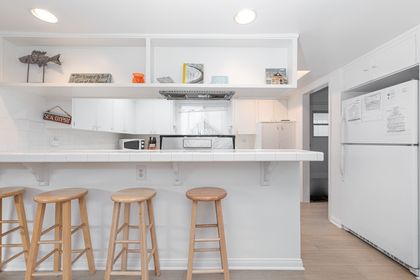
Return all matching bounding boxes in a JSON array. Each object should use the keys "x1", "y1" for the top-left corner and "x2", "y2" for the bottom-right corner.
[
  {"x1": 136, "y1": 100, "x2": 174, "y2": 134},
  {"x1": 95, "y1": 99, "x2": 114, "y2": 132},
  {"x1": 343, "y1": 31, "x2": 418, "y2": 90},
  {"x1": 233, "y1": 100, "x2": 257, "y2": 134},
  {"x1": 73, "y1": 99, "x2": 134, "y2": 133},
  {"x1": 257, "y1": 100, "x2": 288, "y2": 122},
  {"x1": 72, "y1": 99, "x2": 111, "y2": 131},
  {"x1": 113, "y1": 99, "x2": 135, "y2": 133}
]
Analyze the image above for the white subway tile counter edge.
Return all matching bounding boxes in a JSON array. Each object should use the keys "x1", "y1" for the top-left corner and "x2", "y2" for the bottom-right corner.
[{"x1": 0, "y1": 149, "x2": 323, "y2": 163}]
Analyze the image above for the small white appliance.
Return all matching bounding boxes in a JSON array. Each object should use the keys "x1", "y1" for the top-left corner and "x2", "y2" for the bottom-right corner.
[
  {"x1": 255, "y1": 121, "x2": 296, "y2": 149},
  {"x1": 119, "y1": 139, "x2": 145, "y2": 150},
  {"x1": 341, "y1": 80, "x2": 419, "y2": 274}
]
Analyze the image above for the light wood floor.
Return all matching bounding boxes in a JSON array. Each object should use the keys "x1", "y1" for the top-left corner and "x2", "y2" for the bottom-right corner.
[{"x1": 0, "y1": 202, "x2": 415, "y2": 279}]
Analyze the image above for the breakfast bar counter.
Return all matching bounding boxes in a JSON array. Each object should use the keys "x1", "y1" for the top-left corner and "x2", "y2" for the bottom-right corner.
[{"x1": 0, "y1": 149, "x2": 322, "y2": 272}]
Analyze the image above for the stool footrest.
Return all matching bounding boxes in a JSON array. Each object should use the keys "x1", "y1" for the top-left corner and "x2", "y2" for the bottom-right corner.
[
  {"x1": 38, "y1": 240, "x2": 62, "y2": 245},
  {"x1": 192, "y1": 269, "x2": 224, "y2": 274},
  {"x1": 71, "y1": 224, "x2": 84, "y2": 235},
  {"x1": 35, "y1": 249, "x2": 59, "y2": 268},
  {"x1": 1, "y1": 250, "x2": 26, "y2": 266},
  {"x1": 0, "y1": 243, "x2": 23, "y2": 248},
  {"x1": 72, "y1": 248, "x2": 88, "y2": 265},
  {"x1": 41, "y1": 224, "x2": 59, "y2": 236},
  {"x1": 0, "y1": 220, "x2": 19, "y2": 224},
  {"x1": 193, "y1": 248, "x2": 220, "y2": 253},
  {"x1": 115, "y1": 240, "x2": 141, "y2": 244},
  {"x1": 194, "y1": 238, "x2": 220, "y2": 242},
  {"x1": 0, "y1": 226, "x2": 22, "y2": 238},
  {"x1": 32, "y1": 272, "x2": 63, "y2": 277},
  {"x1": 110, "y1": 271, "x2": 142, "y2": 276},
  {"x1": 196, "y1": 224, "x2": 218, "y2": 228}
]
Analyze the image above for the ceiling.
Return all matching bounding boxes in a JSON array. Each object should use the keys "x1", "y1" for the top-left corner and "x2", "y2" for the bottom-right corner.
[{"x1": 0, "y1": 0, "x2": 420, "y2": 88}]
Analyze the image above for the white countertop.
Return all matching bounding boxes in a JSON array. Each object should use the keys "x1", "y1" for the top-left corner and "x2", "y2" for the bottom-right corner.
[{"x1": 0, "y1": 149, "x2": 323, "y2": 163}]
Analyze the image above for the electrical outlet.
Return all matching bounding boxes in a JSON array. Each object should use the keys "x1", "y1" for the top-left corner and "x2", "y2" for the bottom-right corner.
[{"x1": 136, "y1": 165, "x2": 147, "y2": 181}]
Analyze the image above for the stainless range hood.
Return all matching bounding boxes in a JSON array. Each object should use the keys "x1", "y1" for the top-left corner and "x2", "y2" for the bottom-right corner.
[{"x1": 159, "y1": 90, "x2": 235, "y2": 100}]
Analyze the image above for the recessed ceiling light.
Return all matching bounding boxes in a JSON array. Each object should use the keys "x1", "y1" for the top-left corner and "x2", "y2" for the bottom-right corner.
[
  {"x1": 234, "y1": 9, "x2": 257, "y2": 25},
  {"x1": 30, "y1": 8, "x2": 58, "y2": 23}
]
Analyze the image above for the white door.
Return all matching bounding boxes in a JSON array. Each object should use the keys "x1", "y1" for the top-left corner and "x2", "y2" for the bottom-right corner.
[{"x1": 342, "y1": 145, "x2": 418, "y2": 268}]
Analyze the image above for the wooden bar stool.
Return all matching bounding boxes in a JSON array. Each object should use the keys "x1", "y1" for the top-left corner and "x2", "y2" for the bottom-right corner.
[
  {"x1": 104, "y1": 188, "x2": 160, "y2": 280},
  {"x1": 25, "y1": 188, "x2": 95, "y2": 280},
  {"x1": 0, "y1": 187, "x2": 30, "y2": 271},
  {"x1": 186, "y1": 187, "x2": 229, "y2": 280}
]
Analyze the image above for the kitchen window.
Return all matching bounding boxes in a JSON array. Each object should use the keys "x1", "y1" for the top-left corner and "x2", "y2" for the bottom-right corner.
[{"x1": 312, "y1": 112, "x2": 329, "y2": 137}]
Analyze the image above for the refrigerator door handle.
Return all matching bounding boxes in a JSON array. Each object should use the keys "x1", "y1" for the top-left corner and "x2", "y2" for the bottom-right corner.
[{"x1": 340, "y1": 114, "x2": 346, "y2": 180}]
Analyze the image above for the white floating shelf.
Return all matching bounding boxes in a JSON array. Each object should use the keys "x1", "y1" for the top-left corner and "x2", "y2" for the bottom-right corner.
[{"x1": 0, "y1": 83, "x2": 295, "y2": 99}]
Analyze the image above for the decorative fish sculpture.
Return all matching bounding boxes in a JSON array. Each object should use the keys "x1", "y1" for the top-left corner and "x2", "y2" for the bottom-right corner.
[{"x1": 19, "y1": 50, "x2": 61, "y2": 67}]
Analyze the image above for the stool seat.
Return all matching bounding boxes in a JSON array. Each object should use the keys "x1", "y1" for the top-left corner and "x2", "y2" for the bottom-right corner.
[
  {"x1": 186, "y1": 187, "x2": 227, "y2": 201},
  {"x1": 34, "y1": 188, "x2": 88, "y2": 203},
  {"x1": 0, "y1": 187, "x2": 25, "y2": 198},
  {"x1": 111, "y1": 188, "x2": 156, "y2": 203}
]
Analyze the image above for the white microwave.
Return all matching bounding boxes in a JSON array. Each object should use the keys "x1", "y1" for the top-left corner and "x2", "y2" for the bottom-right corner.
[{"x1": 119, "y1": 139, "x2": 145, "y2": 150}]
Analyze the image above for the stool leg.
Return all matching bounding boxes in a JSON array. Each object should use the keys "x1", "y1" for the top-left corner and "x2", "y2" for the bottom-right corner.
[
  {"x1": 139, "y1": 201, "x2": 149, "y2": 280},
  {"x1": 25, "y1": 203, "x2": 46, "y2": 280},
  {"x1": 215, "y1": 200, "x2": 229, "y2": 280},
  {"x1": 121, "y1": 203, "x2": 130, "y2": 271},
  {"x1": 14, "y1": 193, "x2": 30, "y2": 266},
  {"x1": 147, "y1": 198, "x2": 160, "y2": 276},
  {"x1": 186, "y1": 200, "x2": 198, "y2": 280},
  {"x1": 54, "y1": 202, "x2": 62, "y2": 272},
  {"x1": 104, "y1": 202, "x2": 121, "y2": 280},
  {"x1": 62, "y1": 201, "x2": 72, "y2": 280},
  {"x1": 78, "y1": 196, "x2": 96, "y2": 274}
]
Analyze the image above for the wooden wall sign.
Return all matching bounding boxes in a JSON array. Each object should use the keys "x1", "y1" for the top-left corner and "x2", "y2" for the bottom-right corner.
[{"x1": 43, "y1": 106, "x2": 72, "y2": 125}]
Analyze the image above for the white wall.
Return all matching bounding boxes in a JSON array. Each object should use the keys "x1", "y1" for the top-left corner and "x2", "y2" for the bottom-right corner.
[{"x1": 289, "y1": 70, "x2": 344, "y2": 225}]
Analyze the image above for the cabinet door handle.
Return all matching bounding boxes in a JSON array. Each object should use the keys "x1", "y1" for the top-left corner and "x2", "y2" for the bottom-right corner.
[
  {"x1": 363, "y1": 69, "x2": 369, "y2": 72},
  {"x1": 371, "y1": 65, "x2": 377, "y2": 69}
]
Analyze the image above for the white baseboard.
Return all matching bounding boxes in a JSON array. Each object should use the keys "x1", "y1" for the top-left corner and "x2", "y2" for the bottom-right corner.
[
  {"x1": 329, "y1": 215, "x2": 342, "y2": 229},
  {"x1": 3, "y1": 257, "x2": 304, "y2": 271}
]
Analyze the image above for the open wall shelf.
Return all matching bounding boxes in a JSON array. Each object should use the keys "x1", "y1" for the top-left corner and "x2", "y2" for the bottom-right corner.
[{"x1": 0, "y1": 33, "x2": 299, "y2": 99}]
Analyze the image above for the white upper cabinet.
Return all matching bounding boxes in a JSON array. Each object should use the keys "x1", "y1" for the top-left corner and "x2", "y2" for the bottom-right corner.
[
  {"x1": 72, "y1": 99, "x2": 98, "y2": 131},
  {"x1": 113, "y1": 99, "x2": 135, "y2": 133},
  {"x1": 343, "y1": 30, "x2": 418, "y2": 90},
  {"x1": 369, "y1": 34, "x2": 417, "y2": 79},
  {"x1": 136, "y1": 100, "x2": 174, "y2": 134},
  {"x1": 95, "y1": 99, "x2": 114, "y2": 132},
  {"x1": 257, "y1": 100, "x2": 288, "y2": 122},
  {"x1": 233, "y1": 100, "x2": 257, "y2": 134},
  {"x1": 73, "y1": 98, "x2": 134, "y2": 133}
]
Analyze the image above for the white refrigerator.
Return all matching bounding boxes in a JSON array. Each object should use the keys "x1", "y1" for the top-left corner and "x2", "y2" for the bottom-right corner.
[
  {"x1": 341, "y1": 80, "x2": 419, "y2": 274},
  {"x1": 255, "y1": 121, "x2": 296, "y2": 149}
]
